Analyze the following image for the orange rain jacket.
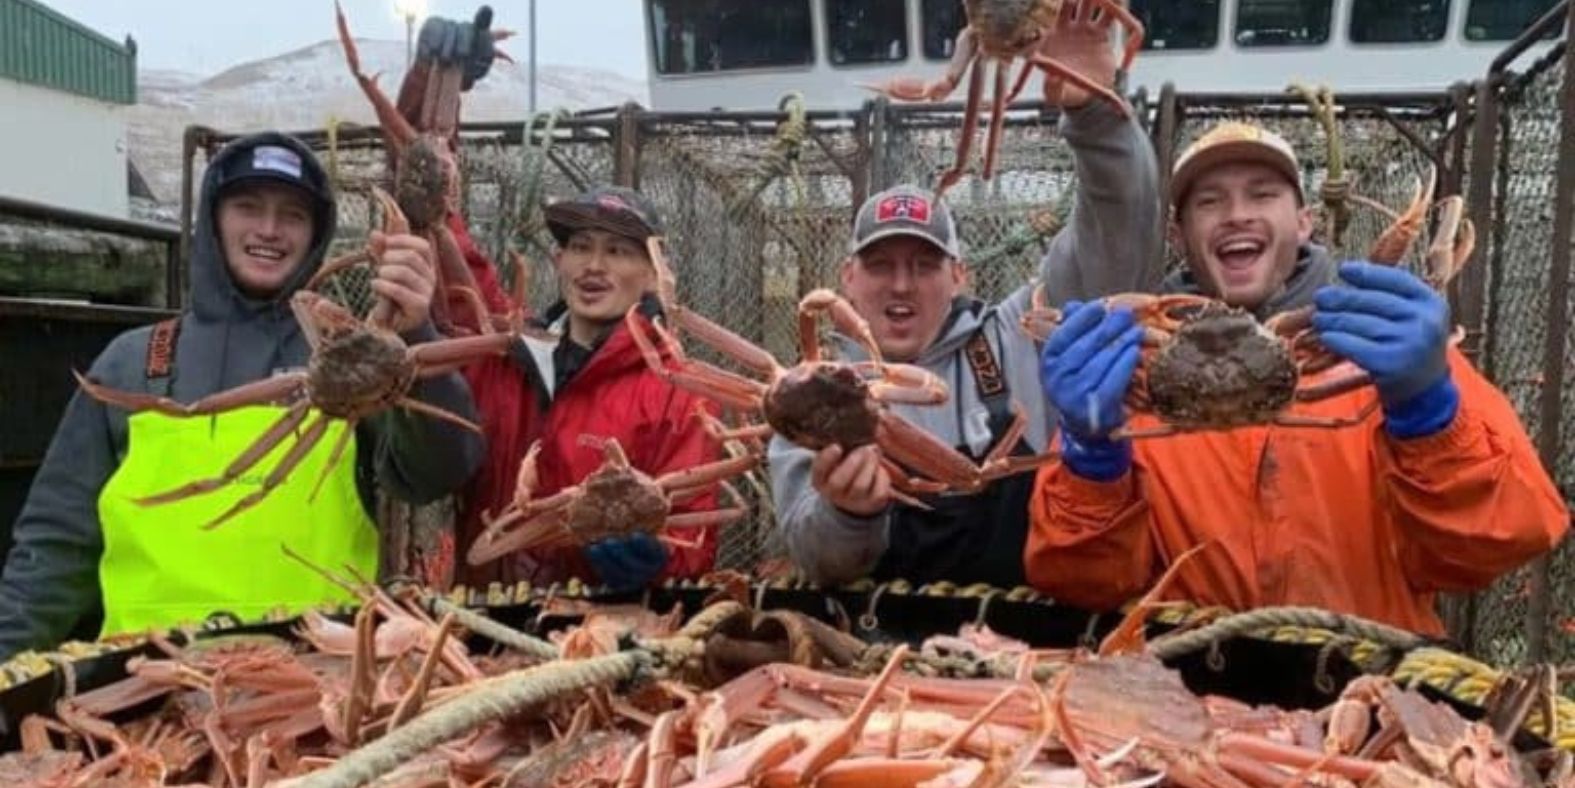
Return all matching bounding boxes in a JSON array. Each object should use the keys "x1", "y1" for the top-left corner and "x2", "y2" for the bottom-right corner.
[{"x1": 1025, "y1": 347, "x2": 1569, "y2": 636}]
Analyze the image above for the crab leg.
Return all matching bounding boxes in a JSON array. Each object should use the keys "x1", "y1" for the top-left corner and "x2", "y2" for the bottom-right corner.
[
  {"x1": 860, "y1": 26, "x2": 978, "y2": 103},
  {"x1": 859, "y1": 362, "x2": 949, "y2": 405},
  {"x1": 670, "y1": 303, "x2": 782, "y2": 379},
  {"x1": 1362, "y1": 169, "x2": 1436, "y2": 266},
  {"x1": 1424, "y1": 194, "x2": 1475, "y2": 289},
  {"x1": 658, "y1": 452, "x2": 761, "y2": 495},
  {"x1": 800, "y1": 289, "x2": 884, "y2": 368},
  {"x1": 1029, "y1": 53, "x2": 1131, "y2": 119},
  {"x1": 74, "y1": 370, "x2": 305, "y2": 417},
  {"x1": 1090, "y1": 0, "x2": 1148, "y2": 71},
  {"x1": 982, "y1": 60, "x2": 1011, "y2": 182},
  {"x1": 409, "y1": 331, "x2": 513, "y2": 370},
  {"x1": 391, "y1": 396, "x2": 483, "y2": 433},
  {"x1": 201, "y1": 412, "x2": 334, "y2": 530},
  {"x1": 309, "y1": 249, "x2": 374, "y2": 290},
  {"x1": 875, "y1": 411, "x2": 989, "y2": 493},
  {"x1": 467, "y1": 507, "x2": 575, "y2": 565},
  {"x1": 432, "y1": 222, "x2": 493, "y2": 333},
  {"x1": 626, "y1": 309, "x2": 771, "y2": 411},
  {"x1": 307, "y1": 415, "x2": 358, "y2": 502},
  {"x1": 937, "y1": 59, "x2": 987, "y2": 198},
  {"x1": 136, "y1": 399, "x2": 313, "y2": 506},
  {"x1": 334, "y1": 1, "x2": 418, "y2": 150}
]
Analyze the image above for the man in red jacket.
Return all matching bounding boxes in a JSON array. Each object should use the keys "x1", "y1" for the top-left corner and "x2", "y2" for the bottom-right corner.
[{"x1": 452, "y1": 187, "x2": 727, "y2": 589}]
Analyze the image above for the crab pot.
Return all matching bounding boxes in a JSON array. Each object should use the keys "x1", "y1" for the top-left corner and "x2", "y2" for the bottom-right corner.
[{"x1": 0, "y1": 582, "x2": 1552, "y2": 757}]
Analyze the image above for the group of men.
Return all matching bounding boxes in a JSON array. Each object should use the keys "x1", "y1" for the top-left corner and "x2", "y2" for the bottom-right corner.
[{"x1": 0, "y1": 8, "x2": 1566, "y2": 661}]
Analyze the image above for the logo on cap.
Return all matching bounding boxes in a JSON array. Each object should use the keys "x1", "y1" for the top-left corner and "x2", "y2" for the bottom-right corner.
[
  {"x1": 252, "y1": 145, "x2": 303, "y2": 179},
  {"x1": 875, "y1": 194, "x2": 931, "y2": 224},
  {"x1": 596, "y1": 195, "x2": 632, "y2": 214}
]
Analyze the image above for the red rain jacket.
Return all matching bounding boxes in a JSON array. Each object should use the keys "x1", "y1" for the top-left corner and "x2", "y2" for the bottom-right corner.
[{"x1": 446, "y1": 221, "x2": 725, "y2": 587}]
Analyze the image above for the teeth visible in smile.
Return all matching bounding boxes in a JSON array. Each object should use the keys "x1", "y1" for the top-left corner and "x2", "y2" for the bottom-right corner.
[
  {"x1": 1217, "y1": 240, "x2": 1262, "y2": 256},
  {"x1": 246, "y1": 246, "x2": 284, "y2": 260},
  {"x1": 886, "y1": 305, "x2": 914, "y2": 318}
]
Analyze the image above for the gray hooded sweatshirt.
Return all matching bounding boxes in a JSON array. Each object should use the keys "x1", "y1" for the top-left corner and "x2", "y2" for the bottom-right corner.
[
  {"x1": 0, "y1": 132, "x2": 482, "y2": 660},
  {"x1": 770, "y1": 101, "x2": 1165, "y2": 586}
]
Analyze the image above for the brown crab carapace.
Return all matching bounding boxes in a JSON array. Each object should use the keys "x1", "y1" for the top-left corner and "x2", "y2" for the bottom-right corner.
[
  {"x1": 328, "y1": 1, "x2": 514, "y2": 336},
  {"x1": 1020, "y1": 170, "x2": 1475, "y2": 440},
  {"x1": 77, "y1": 198, "x2": 512, "y2": 528},
  {"x1": 465, "y1": 437, "x2": 759, "y2": 567},
  {"x1": 865, "y1": 0, "x2": 1144, "y2": 197}
]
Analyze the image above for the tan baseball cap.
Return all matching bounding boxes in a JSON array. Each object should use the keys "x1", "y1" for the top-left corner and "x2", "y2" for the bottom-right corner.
[{"x1": 1169, "y1": 121, "x2": 1304, "y2": 209}]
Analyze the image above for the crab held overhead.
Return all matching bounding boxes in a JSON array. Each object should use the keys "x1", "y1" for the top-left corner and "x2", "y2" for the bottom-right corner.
[
  {"x1": 328, "y1": 1, "x2": 514, "y2": 337},
  {"x1": 865, "y1": 0, "x2": 1145, "y2": 197}
]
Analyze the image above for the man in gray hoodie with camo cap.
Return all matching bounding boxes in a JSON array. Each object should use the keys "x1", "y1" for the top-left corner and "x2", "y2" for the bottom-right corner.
[
  {"x1": 771, "y1": 17, "x2": 1164, "y2": 588},
  {"x1": 0, "y1": 132, "x2": 483, "y2": 660}
]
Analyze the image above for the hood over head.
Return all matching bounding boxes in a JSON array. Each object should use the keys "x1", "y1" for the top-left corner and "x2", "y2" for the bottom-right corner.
[{"x1": 190, "y1": 131, "x2": 338, "y2": 321}]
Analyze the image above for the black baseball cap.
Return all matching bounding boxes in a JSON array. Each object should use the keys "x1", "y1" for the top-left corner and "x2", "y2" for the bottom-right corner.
[
  {"x1": 215, "y1": 139, "x2": 332, "y2": 209},
  {"x1": 545, "y1": 185, "x2": 666, "y2": 246}
]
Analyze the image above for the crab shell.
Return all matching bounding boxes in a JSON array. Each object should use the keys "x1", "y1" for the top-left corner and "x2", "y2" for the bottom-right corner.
[
  {"x1": 562, "y1": 462, "x2": 673, "y2": 541},
  {"x1": 966, "y1": 0, "x2": 1062, "y2": 56},
  {"x1": 306, "y1": 327, "x2": 419, "y2": 420},
  {"x1": 1142, "y1": 303, "x2": 1299, "y2": 429},
  {"x1": 762, "y1": 363, "x2": 882, "y2": 450}
]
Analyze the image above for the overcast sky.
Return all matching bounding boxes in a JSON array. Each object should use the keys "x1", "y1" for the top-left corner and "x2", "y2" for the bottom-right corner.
[{"x1": 42, "y1": 0, "x2": 650, "y2": 80}]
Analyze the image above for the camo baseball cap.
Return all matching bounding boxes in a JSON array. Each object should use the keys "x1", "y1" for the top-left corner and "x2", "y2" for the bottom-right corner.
[
  {"x1": 545, "y1": 185, "x2": 667, "y2": 246},
  {"x1": 1170, "y1": 121, "x2": 1305, "y2": 209},
  {"x1": 849, "y1": 184, "x2": 961, "y2": 258}
]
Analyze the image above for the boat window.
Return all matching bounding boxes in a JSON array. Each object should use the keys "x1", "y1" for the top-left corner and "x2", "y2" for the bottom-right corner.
[
  {"x1": 1465, "y1": 0, "x2": 1561, "y2": 41},
  {"x1": 921, "y1": 0, "x2": 965, "y2": 60},
  {"x1": 649, "y1": 0, "x2": 814, "y2": 74},
  {"x1": 1132, "y1": 0, "x2": 1221, "y2": 50},
  {"x1": 1350, "y1": 0, "x2": 1451, "y2": 43},
  {"x1": 828, "y1": 0, "x2": 910, "y2": 65},
  {"x1": 1234, "y1": 0, "x2": 1332, "y2": 47}
]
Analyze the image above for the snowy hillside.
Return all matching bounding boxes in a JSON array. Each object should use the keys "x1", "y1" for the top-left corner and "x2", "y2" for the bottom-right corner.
[{"x1": 129, "y1": 38, "x2": 647, "y2": 206}]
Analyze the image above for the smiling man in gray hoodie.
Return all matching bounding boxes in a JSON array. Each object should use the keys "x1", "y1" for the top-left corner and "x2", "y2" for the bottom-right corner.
[
  {"x1": 770, "y1": 16, "x2": 1163, "y2": 588},
  {"x1": 0, "y1": 132, "x2": 483, "y2": 660}
]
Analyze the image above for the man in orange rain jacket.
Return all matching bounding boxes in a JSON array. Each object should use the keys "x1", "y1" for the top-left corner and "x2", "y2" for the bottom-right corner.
[{"x1": 1025, "y1": 122, "x2": 1569, "y2": 636}]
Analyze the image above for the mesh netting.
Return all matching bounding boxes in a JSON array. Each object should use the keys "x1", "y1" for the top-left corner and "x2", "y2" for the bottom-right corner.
[{"x1": 1472, "y1": 50, "x2": 1575, "y2": 669}]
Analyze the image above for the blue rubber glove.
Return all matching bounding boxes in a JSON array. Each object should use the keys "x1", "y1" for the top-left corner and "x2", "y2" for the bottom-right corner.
[
  {"x1": 1039, "y1": 301, "x2": 1144, "y2": 480},
  {"x1": 1312, "y1": 261, "x2": 1459, "y2": 439},
  {"x1": 584, "y1": 533, "x2": 668, "y2": 591}
]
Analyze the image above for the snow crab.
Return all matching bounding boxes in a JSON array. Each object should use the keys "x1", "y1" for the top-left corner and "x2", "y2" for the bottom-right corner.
[
  {"x1": 323, "y1": 1, "x2": 513, "y2": 336},
  {"x1": 1021, "y1": 168, "x2": 1474, "y2": 439},
  {"x1": 627, "y1": 242, "x2": 1055, "y2": 500},
  {"x1": 867, "y1": 0, "x2": 1144, "y2": 196},
  {"x1": 464, "y1": 436, "x2": 760, "y2": 566},
  {"x1": 77, "y1": 194, "x2": 512, "y2": 529}
]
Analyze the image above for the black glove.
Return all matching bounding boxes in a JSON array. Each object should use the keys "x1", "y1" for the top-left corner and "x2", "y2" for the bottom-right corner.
[{"x1": 416, "y1": 6, "x2": 497, "y2": 91}]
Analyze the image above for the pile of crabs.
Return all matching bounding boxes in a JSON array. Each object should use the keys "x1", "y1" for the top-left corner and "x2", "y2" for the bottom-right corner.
[{"x1": 1, "y1": 558, "x2": 1566, "y2": 787}]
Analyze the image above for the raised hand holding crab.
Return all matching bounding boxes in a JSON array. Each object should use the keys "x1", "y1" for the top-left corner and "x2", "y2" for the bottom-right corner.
[
  {"x1": 76, "y1": 196, "x2": 511, "y2": 529},
  {"x1": 866, "y1": 0, "x2": 1143, "y2": 196}
]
